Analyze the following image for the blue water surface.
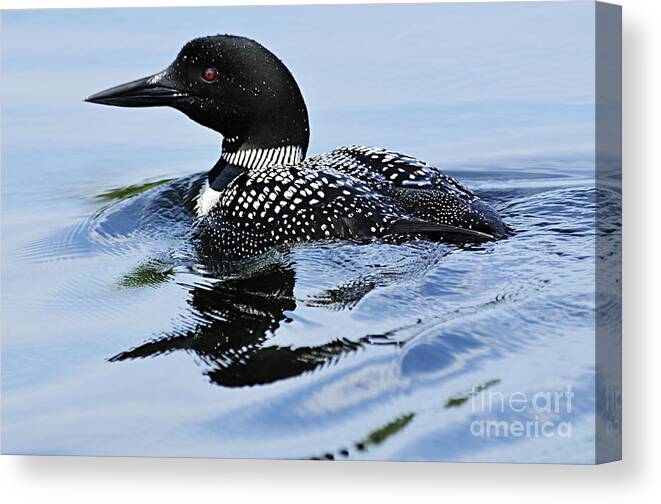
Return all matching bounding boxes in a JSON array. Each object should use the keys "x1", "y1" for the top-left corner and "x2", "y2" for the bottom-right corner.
[{"x1": 1, "y1": 2, "x2": 614, "y2": 462}]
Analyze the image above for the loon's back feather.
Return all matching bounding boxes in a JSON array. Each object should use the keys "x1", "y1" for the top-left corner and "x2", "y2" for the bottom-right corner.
[
  {"x1": 302, "y1": 146, "x2": 510, "y2": 239},
  {"x1": 304, "y1": 146, "x2": 474, "y2": 198}
]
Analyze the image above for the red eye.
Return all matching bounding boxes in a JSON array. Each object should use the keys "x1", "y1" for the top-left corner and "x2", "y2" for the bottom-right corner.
[{"x1": 202, "y1": 67, "x2": 218, "y2": 82}]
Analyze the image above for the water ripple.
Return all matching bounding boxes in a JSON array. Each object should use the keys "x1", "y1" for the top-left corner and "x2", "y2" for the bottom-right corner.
[{"x1": 9, "y1": 169, "x2": 612, "y2": 460}]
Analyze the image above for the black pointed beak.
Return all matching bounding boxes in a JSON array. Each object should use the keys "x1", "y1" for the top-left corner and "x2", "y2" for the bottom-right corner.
[{"x1": 84, "y1": 72, "x2": 188, "y2": 107}]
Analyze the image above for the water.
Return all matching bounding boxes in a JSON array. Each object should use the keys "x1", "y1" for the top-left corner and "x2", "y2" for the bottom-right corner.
[{"x1": 1, "y1": 3, "x2": 616, "y2": 462}]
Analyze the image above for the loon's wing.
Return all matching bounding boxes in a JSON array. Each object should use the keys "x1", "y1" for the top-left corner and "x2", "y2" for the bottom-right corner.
[
  {"x1": 304, "y1": 145, "x2": 475, "y2": 200},
  {"x1": 304, "y1": 146, "x2": 510, "y2": 238},
  {"x1": 387, "y1": 219, "x2": 493, "y2": 241}
]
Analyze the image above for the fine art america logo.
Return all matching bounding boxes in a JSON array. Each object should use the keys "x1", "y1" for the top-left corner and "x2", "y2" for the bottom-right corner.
[{"x1": 470, "y1": 386, "x2": 574, "y2": 438}]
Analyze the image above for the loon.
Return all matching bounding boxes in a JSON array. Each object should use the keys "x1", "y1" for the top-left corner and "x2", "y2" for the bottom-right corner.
[{"x1": 85, "y1": 35, "x2": 509, "y2": 260}]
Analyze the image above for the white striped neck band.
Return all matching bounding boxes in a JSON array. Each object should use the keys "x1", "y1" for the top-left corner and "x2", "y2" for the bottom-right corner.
[{"x1": 221, "y1": 145, "x2": 303, "y2": 170}]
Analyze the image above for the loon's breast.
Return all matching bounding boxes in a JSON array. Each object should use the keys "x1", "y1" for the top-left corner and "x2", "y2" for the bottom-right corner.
[
  {"x1": 196, "y1": 182, "x2": 222, "y2": 217},
  {"x1": 195, "y1": 146, "x2": 508, "y2": 260}
]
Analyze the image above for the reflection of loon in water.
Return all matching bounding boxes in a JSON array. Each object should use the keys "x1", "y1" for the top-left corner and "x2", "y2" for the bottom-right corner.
[
  {"x1": 86, "y1": 172, "x2": 446, "y2": 388},
  {"x1": 110, "y1": 258, "x2": 409, "y2": 387},
  {"x1": 86, "y1": 35, "x2": 510, "y2": 261}
]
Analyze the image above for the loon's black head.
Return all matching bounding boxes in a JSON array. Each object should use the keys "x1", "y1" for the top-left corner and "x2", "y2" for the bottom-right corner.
[{"x1": 85, "y1": 35, "x2": 309, "y2": 158}]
